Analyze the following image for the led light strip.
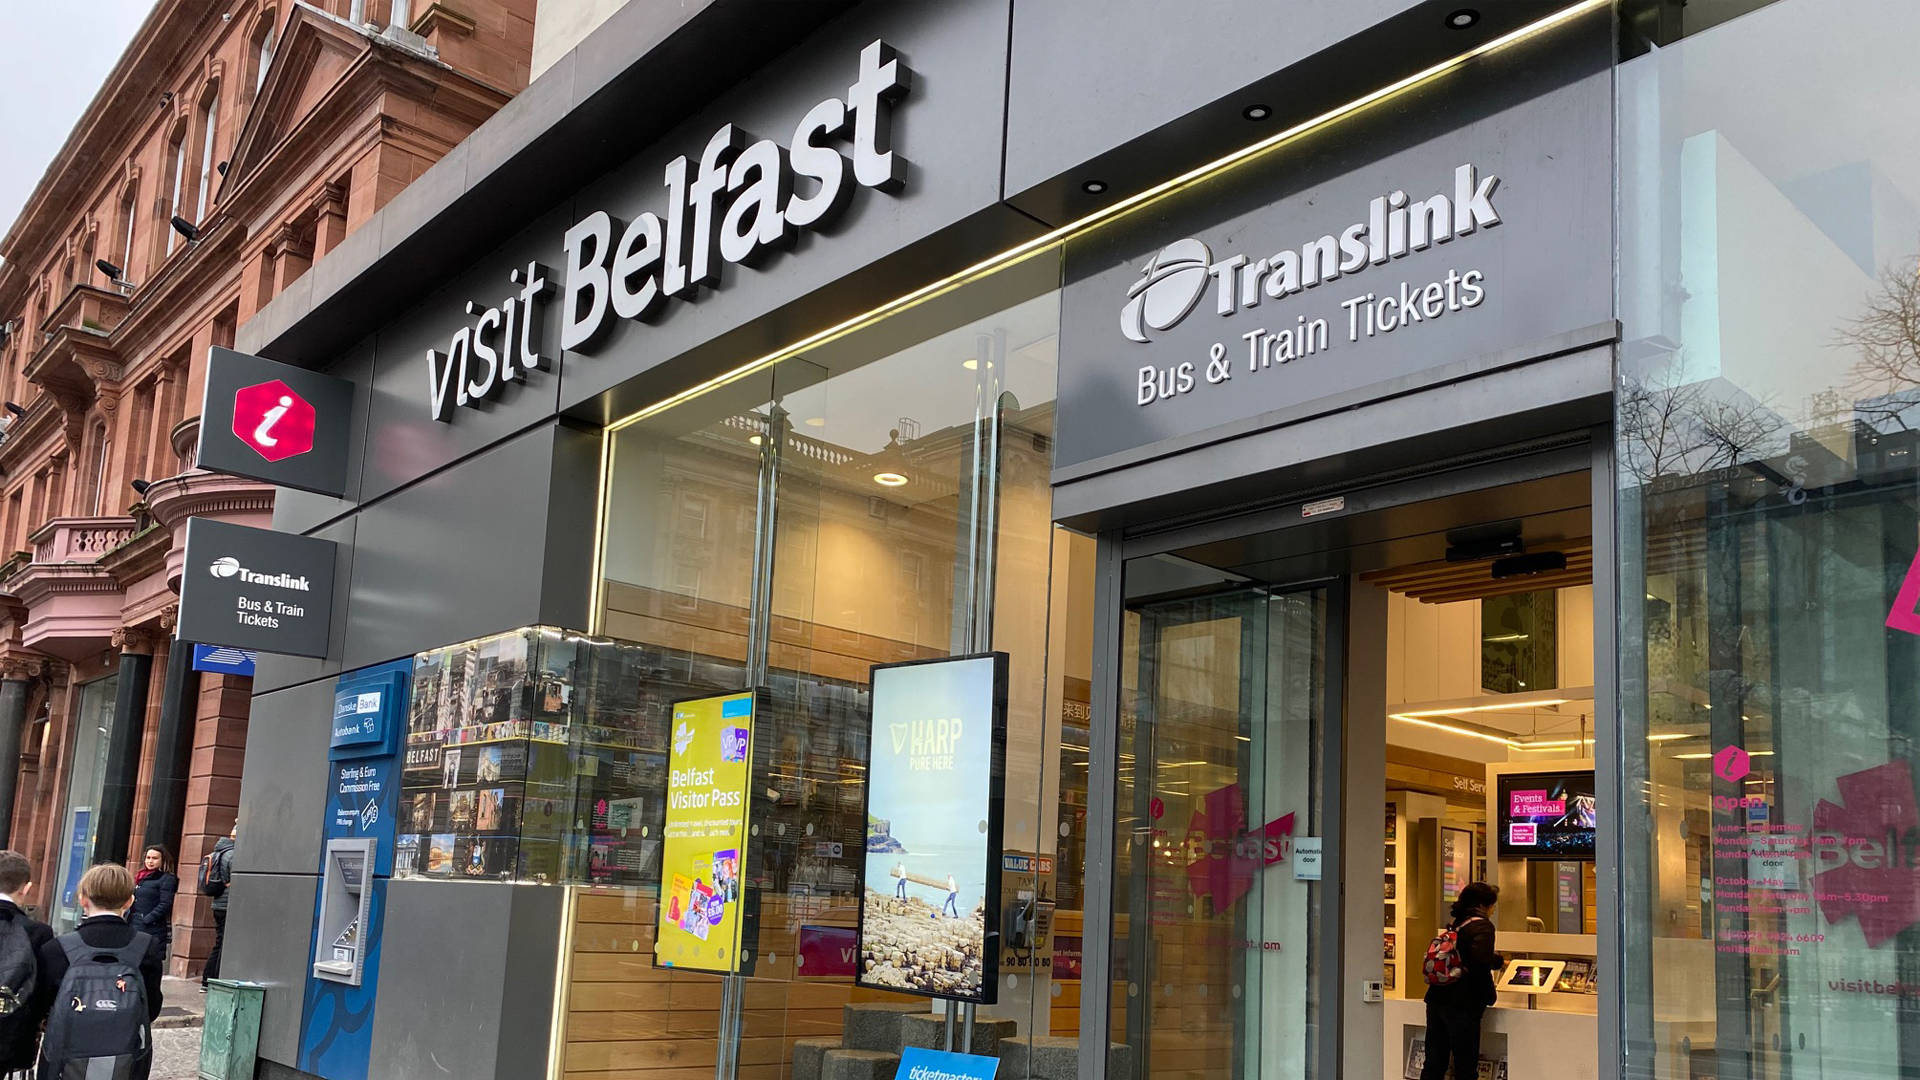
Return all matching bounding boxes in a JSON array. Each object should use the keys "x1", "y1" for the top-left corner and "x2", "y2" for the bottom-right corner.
[{"x1": 599, "y1": 0, "x2": 1608, "y2": 437}]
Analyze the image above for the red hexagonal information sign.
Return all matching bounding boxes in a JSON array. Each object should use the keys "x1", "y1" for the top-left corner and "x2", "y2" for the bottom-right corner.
[{"x1": 232, "y1": 379, "x2": 317, "y2": 463}]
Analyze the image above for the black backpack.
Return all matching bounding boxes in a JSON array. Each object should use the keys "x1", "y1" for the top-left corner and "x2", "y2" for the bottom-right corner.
[
  {"x1": 0, "y1": 915, "x2": 36, "y2": 1020},
  {"x1": 39, "y1": 932, "x2": 151, "y2": 1079}
]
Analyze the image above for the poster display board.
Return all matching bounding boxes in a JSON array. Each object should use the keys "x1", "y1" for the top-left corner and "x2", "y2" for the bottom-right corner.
[
  {"x1": 857, "y1": 653, "x2": 1008, "y2": 1004},
  {"x1": 654, "y1": 690, "x2": 757, "y2": 975}
]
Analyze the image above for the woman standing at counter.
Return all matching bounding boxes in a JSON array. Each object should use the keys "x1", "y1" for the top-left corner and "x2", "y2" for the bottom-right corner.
[{"x1": 1420, "y1": 881, "x2": 1504, "y2": 1080}]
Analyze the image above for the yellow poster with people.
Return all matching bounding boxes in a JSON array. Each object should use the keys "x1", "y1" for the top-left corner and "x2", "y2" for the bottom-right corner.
[{"x1": 654, "y1": 690, "x2": 755, "y2": 974}]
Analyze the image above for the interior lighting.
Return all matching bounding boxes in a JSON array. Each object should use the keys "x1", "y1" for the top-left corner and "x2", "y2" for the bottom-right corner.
[
  {"x1": 594, "y1": 0, "x2": 1606, "y2": 440},
  {"x1": 1672, "y1": 750, "x2": 1774, "y2": 760},
  {"x1": 1392, "y1": 714, "x2": 1518, "y2": 749},
  {"x1": 1242, "y1": 104, "x2": 1272, "y2": 121},
  {"x1": 1391, "y1": 697, "x2": 1571, "y2": 720},
  {"x1": 748, "y1": 435, "x2": 763, "y2": 446},
  {"x1": 804, "y1": 417, "x2": 825, "y2": 427},
  {"x1": 1446, "y1": 9, "x2": 1481, "y2": 29},
  {"x1": 1081, "y1": 179, "x2": 1109, "y2": 194},
  {"x1": 873, "y1": 472, "x2": 909, "y2": 487},
  {"x1": 1482, "y1": 633, "x2": 1528, "y2": 643}
]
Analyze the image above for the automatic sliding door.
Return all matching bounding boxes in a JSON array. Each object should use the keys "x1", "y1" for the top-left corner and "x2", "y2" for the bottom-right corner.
[{"x1": 1113, "y1": 571, "x2": 1335, "y2": 1080}]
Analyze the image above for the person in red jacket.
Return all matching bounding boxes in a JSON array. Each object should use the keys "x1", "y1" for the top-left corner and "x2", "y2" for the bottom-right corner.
[{"x1": 1421, "y1": 882, "x2": 1505, "y2": 1080}]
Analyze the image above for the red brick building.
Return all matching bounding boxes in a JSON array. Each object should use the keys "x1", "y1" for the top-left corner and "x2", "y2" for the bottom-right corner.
[{"x1": 0, "y1": 0, "x2": 533, "y2": 974}]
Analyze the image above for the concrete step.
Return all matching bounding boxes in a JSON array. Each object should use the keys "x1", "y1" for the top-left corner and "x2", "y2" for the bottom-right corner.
[
  {"x1": 792, "y1": 1037, "x2": 842, "y2": 1080},
  {"x1": 842, "y1": 1001, "x2": 928, "y2": 1053},
  {"x1": 824, "y1": 1048, "x2": 901, "y2": 1080},
  {"x1": 899, "y1": 1014, "x2": 1020, "y2": 1057},
  {"x1": 1002, "y1": 1035, "x2": 1134, "y2": 1080}
]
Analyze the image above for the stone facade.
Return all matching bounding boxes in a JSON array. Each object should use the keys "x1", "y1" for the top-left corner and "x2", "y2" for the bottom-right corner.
[{"x1": 0, "y1": 0, "x2": 534, "y2": 975}]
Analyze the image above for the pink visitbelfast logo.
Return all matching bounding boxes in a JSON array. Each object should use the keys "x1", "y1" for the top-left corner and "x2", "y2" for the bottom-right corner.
[
  {"x1": 1811, "y1": 761, "x2": 1920, "y2": 947},
  {"x1": 1182, "y1": 783, "x2": 1295, "y2": 909},
  {"x1": 1714, "y1": 745, "x2": 1752, "y2": 783},
  {"x1": 1887, "y1": 547, "x2": 1920, "y2": 635}
]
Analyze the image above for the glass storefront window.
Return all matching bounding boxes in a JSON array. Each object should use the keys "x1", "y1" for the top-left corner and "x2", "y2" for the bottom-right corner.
[
  {"x1": 1481, "y1": 591, "x2": 1559, "y2": 695},
  {"x1": 562, "y1": 254, "x2": 1094, "y2": 1078},
  {"x1": 1617, "y1": 2, "x2": 1920, "y2": 1076},
  {"x1": 51, "y1": 674, "x2": 118, "y2": 931}
]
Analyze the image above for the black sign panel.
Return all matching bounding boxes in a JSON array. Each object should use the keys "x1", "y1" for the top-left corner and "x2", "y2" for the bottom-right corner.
[
  {"x1": 1052, "y1": 21, "x2": 1611, "y2": 474},
  {"x1": 197, "y1": 347, "x2": 354, "y2": 497},
  {"x1": 178, "y1": 518, "x2": 336, "y2": 658}
]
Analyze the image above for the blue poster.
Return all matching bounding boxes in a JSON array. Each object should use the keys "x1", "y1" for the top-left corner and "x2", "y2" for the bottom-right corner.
[
  {"x1": 61, "y1": 809, "x2": 91, "y2": 910},
  {"x1": 896, "y1": 1047, "x2": 1000, "y2": 1080}
]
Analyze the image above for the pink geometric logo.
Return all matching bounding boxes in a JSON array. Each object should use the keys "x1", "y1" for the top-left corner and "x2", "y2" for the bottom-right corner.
[
  {"x1": 1713, "y1": 745, "x2": 1752, "y2": 783},
  {"x1": 1182, "y1": 782, "x2": 1295, "y2": 909},
  {"x1": 1812, "y1": 761, "x2": 1920, "y2": 947},
  {"x1": 1887, "y1": 546, "x2": 1920, "y2": 636}
]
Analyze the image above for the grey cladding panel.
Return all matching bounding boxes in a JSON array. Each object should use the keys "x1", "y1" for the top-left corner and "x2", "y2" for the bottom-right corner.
[
  {"x1": 237, "y1": 678, "x2": 337, "y2": 875},
  {"x1": 271, "y1": 340, "x2": 375, "y2": 536},
  {"x1": 342, "y1": 424, "x2": 564, "y2": 668},
  {"x1": 368, "y1": 880, "x2": 519, "y2": 1080},
  {"x1": 360, "y1": 203, "x2": 575, "y2": 502},
  {"x1": 224, "y1": 872, "x2": 322, "y2": 1068},
  {"x1": 1005, "y1": 0, "x2": 1418, "y2": 196}
]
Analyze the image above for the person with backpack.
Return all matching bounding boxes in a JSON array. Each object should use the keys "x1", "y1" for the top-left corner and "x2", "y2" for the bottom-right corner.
[
  {"x1": 1420, "y1": 881, "x2": 1504, "y2": 1080},
  {"x1": 34, "y1": 863, "x2": 165, "y2": 1080},
  {"x1": 128, "y1": 846, "x2": 179, "y2": 963},
  {"x1": 0, "y1": 849, "x2": 54, "y2": 1075},
  {"x1": 199, "y1": 822, "x2": 235, "y2": 991}
]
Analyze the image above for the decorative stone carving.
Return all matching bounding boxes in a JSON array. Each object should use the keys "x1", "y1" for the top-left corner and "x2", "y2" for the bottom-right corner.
[{"x1": 110, "y1": 626, "x2": 159, "y2": 654}]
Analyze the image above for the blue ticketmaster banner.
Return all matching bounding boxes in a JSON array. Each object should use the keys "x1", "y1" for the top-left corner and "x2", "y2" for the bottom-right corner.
[
  {"x1": 192, "y1": 644, "x2": 257, "y2": 676},
  {"x1": 896, "y1": 1048, "x2": 1000, "y2": 1080}
]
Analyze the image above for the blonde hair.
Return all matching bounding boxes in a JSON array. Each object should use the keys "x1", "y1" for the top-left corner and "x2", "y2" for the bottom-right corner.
[{"x1": 77, "y1": 863, "x2": 135, "y2": 911}]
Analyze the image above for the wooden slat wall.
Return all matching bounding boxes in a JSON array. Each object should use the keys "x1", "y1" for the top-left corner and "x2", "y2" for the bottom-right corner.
[{"x1": 563, "y1": 890, "x2": 909, "y2": 1080}]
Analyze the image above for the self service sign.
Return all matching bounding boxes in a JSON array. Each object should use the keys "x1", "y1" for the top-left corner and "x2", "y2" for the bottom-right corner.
[
  {"x1": 655, "y1": 690, "x2": 757, "y2": 975},
  {"x1": 177, "y1": 518, "x2": 336, "y2": 658}
]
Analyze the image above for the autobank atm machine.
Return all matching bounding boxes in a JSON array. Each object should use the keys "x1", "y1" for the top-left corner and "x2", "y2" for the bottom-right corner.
[{"x1": 299, "y1": 659, "x2": 410, "y2": 1080}]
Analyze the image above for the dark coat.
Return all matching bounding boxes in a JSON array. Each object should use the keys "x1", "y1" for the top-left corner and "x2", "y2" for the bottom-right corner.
[
  {"x1": 0, "y1": 899, "x2": 55, "y2": 1070},
  {"x1": 34, "y1": 914, "x2": 166, "y2": 1080},
  {"x1": 1424, "y1": 915, "x2": 1503, "y2": 1008},
  {"x1": 129, "y1": 871, "x2": 179, "y2": 949},
  {"x1": 201, "y1": 838, "x2": 235, "y2": 914}
]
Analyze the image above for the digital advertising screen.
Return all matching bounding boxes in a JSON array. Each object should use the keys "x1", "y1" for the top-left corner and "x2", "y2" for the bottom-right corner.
[
  {"x1": 856, "y1": 652, "x2": 1008, "y2": 1004},
  {"x1": 1496, "y1": 770, "x2": 1597, "y2": 860},
  {"x1": 654, "y1": 690, "x2": 756, "y2": 975}
]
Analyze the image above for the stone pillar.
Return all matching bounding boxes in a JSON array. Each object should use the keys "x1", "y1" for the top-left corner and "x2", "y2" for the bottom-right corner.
[
  {"x1": 144, "y1": 618, "x2": 200, "y2": 853},
  {"x1": 0, "y1": 658, "x2": 39, "y2": 847},
  {"x1": 93, "y1": 628, "x2": 157, "y2": 866}
]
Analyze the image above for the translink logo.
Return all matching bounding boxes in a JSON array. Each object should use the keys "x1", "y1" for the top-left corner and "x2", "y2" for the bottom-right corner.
[{"x1": 209, "y1": 556, "x2": 311, "y2": 591}]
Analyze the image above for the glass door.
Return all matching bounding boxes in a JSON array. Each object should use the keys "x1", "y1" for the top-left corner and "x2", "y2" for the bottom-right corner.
[
  {"x1": 52, "y1": 674, "x2": 119, "y2": 931},
  {"x1": 1113, "y1": 565, "x2": 1339, "y2": 1080}
]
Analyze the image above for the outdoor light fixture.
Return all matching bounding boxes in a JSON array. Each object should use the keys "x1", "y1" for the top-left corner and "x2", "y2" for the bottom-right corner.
[
  {"x1": 4, "y1": 404, "x2": 24, "y2": 418},
  {"x1": 1446, "y1": 9, "x2": 1481, "y2": 29},
  {"x1": 130, "y1": 479, "x2": 152, "y2": 497},
  {"x1": 1081, "y1": 179, "x2": 1108, "y2": 194},
  {"x1": 873, "y1": 472, "x2": 909, "y2": 487},
  {"x1": 169, "y1": 215, "x2": 201, "y2": 244},
  {"x1": 1243, "y1": 104, "x2": 1272, "y2": 121},
  {"x1": 95, "y1": 259, "x2": 123, "y2": 281},
  {"x1": 216, "y1": 160, "x2": 229, "y2": 177}
]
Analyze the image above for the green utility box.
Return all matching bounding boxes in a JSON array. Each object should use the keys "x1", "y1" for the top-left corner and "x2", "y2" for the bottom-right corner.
[{"x1": 198, "y1": 979, "x2": 264, "y2": 1080}]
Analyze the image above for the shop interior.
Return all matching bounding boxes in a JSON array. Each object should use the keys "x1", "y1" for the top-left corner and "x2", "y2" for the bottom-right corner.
[{"x1": 1117, "y1": 463, "x2": 1601, "y2": 1080}]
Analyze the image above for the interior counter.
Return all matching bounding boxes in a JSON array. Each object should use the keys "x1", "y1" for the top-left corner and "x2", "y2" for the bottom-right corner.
[{"x1": 1382, "y1": 996, "x2": 1598, "y2": 1080}]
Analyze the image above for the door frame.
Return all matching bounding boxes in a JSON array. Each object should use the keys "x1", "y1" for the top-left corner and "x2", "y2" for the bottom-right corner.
[{"x1": 1077, "y1": 427, "x2": 1619, "y2": 1080}]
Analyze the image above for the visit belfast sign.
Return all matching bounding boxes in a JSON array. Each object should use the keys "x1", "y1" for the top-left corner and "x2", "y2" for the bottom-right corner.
[{"x1": 426, "y1": 40, "x2": 912, "y2": 422}]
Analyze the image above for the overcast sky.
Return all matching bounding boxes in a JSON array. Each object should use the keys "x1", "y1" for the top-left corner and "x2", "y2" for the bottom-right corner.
[{"x1": 0, "y1": 0, "x2": 157, "y2": 250}]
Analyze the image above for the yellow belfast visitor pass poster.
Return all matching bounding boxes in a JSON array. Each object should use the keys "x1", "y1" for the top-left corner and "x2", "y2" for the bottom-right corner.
[{"x1": 655, "y1": 690, "x2": 755, "y2": 974}]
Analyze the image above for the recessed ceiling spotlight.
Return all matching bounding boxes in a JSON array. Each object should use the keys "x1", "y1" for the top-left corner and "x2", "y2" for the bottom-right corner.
[
  {"x1": 1081, "y1": 179, "x2": 1108, "y2": 195},
  {"x1": 1243, "y1": 104, "x2": 1272, "y2": 121},
  {"x1": 1445, "y1": 8, "x2": 1480, "y2": 29},
  {"x1": 873, "y1": 472, "x2": 909, "y2": 488}
]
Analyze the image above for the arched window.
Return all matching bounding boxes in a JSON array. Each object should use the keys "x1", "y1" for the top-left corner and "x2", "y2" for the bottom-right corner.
[
  {"x1": 164, "y1": 122, "x2": 187, "y2": 256},
  {"x1": 119, "y1": 183, "x2": 138, "y2": 278},
  {"x1": 88, "y1": 423, "x2": 111, "y2": 517},
  {"x1": 194, "y1": 87, "x2": 219, "y2": 222},
  {"x1": 251, "y1": 12, "x2": 276, "y2": 95}
]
